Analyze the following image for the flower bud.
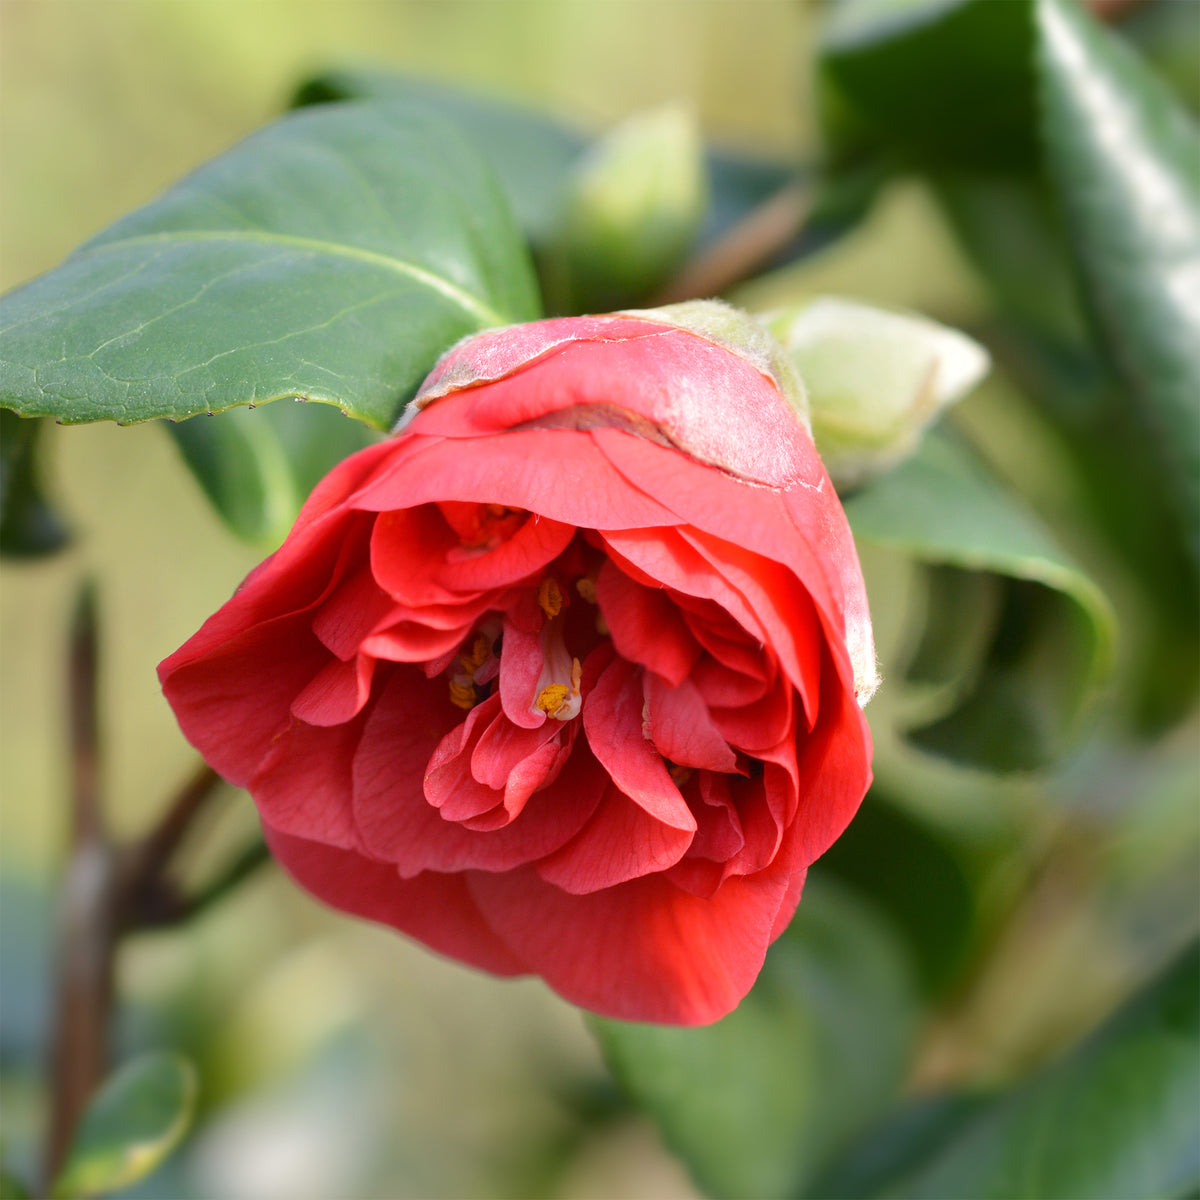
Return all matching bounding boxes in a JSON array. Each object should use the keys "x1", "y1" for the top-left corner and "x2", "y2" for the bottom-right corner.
[
  {"x1": 547, "y1": 104, "x2": 708, "y2": 312},
  {"x1": 761, "y1": 297, "x2": 990, "y2": 490}
]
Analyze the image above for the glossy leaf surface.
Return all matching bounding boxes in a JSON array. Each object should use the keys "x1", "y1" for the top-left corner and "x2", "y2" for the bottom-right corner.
[
  {"x1": 1036, "y1": 0, "x2": 1200, "y2": 563},
  {"x1": 0, "y1": 103, "x2": 539, "y2": 431}
]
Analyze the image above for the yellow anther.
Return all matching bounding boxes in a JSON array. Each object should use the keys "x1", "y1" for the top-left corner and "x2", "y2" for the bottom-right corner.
[
  {"x1": 448, "y1": 676, "x2": 477, "y2": 711},
  {"x1": 537, "y1": 577, "x2": 564, "y2": 619},
  {"x1": 461, "y1": 634, "x2": 491, "y2": 674},
  {"x1": 668, "y1": 762, "x2": 693, "y2": 788},
  {"x1": 535, "y1": 683, "x2": 570, "y2": 717},
  {"x1": 575, "y1": 577, "x2": 597, "y2": 603}
]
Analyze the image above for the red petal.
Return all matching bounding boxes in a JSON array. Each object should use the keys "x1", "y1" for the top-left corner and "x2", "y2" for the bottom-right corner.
[
  {"x1": 593, "y1": 560, "x2": 700, "y2": 687},
  {"x1": 290, "y1": 654, "x2": 375, "y2": 726},
  {"x1": 534, "y1": 781, "x2": 694, "y2": 894},
  {"x1": 583, "y1": 657, "x2": 696, "y2": 833},
  {"x1": 643, "y1": 672, "x2": 738, "y2": 772},
  {"x1": 264, "y1": 823, "x2": 528, "y2": 976},
  {"x1": 467, "y1": 855, "x2": 800, "y2": 1025}
]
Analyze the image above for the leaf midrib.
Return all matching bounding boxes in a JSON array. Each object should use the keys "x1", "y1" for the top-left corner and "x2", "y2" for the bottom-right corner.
[{"x1": 70, "y1": 228, "x2": 507, "y2": 328}]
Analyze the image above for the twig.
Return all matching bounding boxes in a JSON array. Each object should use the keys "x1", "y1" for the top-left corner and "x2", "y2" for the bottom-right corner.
[
  {"x1": 649, "y1": 180, "x2": 813, "y2": 305},
  {"x1": 44, "y1": 583, "x2": 116, "y2": 1189}
]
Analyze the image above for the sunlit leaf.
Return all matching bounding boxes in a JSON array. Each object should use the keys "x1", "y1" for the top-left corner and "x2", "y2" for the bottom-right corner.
[
  {"x1": 51, "y1": 1052, "x2": 197, "y2": 1199},
  {"x1": 592, "y1": 879, "x2": 919, "y2": 1200},
  {"x1": 844, "y1": 431, "x2": 1116, "y2": 770},
  {"x1": 0, "y1": 102, "x2": 539, "y2": 431},
  {"x1": 1036, "y1": 0, "x2": 1200, "y2": 564}
]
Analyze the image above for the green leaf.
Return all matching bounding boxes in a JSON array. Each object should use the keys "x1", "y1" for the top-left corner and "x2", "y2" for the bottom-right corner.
[
  {"x1": 866, "y1": 942, "x2": 1200, "y2": 1199},
  {"x1": 0, "y1": 410, "x2": 69, "y2": 557},
  {"x1": 51, "y1": 1052, "x2": 198, "y2": 1199},
  {"x1": 0, "y1": 1166, "x2": 31, "y2": 1200},
  {"x1": 166, "y1": 400, "x2": 376, "y2": 544},
  {"x1": 290, "y1": 68, "x2": 802, "y2": 261},
  {"x1": 817, "y1": 0, "x2": 1038, "y2": 172},
  {"x1": 592, "y1": 879, "x2": 919, "y2": 1200},
  {"x1": 292, "y1": 69, "x2": 583, "y2": 245},
  {"x1": 816, "y1": 787, "x2": 977, "y2": 994},
  {"x1": 1036, "y1": 0, "x2": 1200, "y2": 564},
  {"x1": 844, "y1": 431, "x2": 1115, "y2": 771},
  {"x1": 0, "y1": 102, "x2": 540, "y2": 431}
]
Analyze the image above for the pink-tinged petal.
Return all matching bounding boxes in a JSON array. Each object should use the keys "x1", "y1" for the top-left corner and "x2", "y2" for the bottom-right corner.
[
  {"x1": 413, "y1": 316, "x2": 671, "y2": 406},
  {"x1": 350, "y1": 432, "x2": 682, "y2": 531},
  {"x1": 160, "y1": 613, "x2": 329, "y2": 787},
  {"x1": 470, "y1": 700, "x2": 573, "y2": 797},
  {"x1": 249, "y1": 712, "x2": 368, "y2": 848},
  {"x1": 370, "y1": 505, "x2": 461, "y2": 607},
  {"x1": 360, "y1": 621, "x2": 471, "y2": 664},
  {"x1": 711, "y1": 676, "x2": 795, "y2": 754},
  {"x1": 788, "y1": 648, "x2": 874, "y2": 866},
  {"x1": 681, "y1": 602, "x2": 772, "y2": 680},
  {"x1": 467, "y1": 857, "x2": 799, "y2": 1025},
  {"x1": 643, "y1": 673, "x2": 738, "y2": 772},
  {"x1": 352, "y1": 674, "x2": 601, "y2": 875},
  {"x1": 438, "y1": 513, "x2": 576, "y2": 591},
  {"x1": 285, "y1": 436, "x2": 405, "y2": 537},
  {"x1": 679, "y1": 528, "x2": 822, "y2": 728},
  {"x1": 593, "y1": 560, "x2": 701, "y2": 687},
  {"x1": 418, "y1": 331, "x2": 810, "y2": 487},
  {"x1": 598, "y1": 528, "x2": 770, "y2": 654},
  {"x1": 534, "y1": 781, "x2": 694, "y2": 894},
  {"x1": 290, "y1": 654, "x2": 376, "y2": 727},
  {"x1": 583, "y1": 657, "x2": 696, "y2": 833},
  {"x1": 497, "y1": 615, "x2": 548, "y2": 730},
  {"x1": 311, "y1": 565, "x2": 401, "y2": 660},
  {"x1": 264, "y1": 824, "x2": 528, "y2": 977},
  {"x1": 770, "y1": 865, "x2": 808, "y2": 941},
  {"x1": 425, "y1": 696, "x2": 572, "y2": 828},
  {"x1": 690, "y1": 655, "x2": 771, "y2": 708}
]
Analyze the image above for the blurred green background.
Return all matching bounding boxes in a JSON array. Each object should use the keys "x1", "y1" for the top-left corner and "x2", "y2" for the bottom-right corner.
[{"x1": 2, "y1": 2, "x2": 1196, "y2": 1198}]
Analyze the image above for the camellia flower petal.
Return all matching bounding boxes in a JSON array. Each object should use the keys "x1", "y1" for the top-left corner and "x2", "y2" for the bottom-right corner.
[{"x1": 159, "y1": 301, "x2": 877, "y2": 1026}]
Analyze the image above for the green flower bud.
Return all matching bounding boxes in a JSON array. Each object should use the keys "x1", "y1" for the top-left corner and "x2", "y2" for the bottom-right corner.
[
  {"x1": 761, "y1": 297, "x2": 990, "y2": 490},
  {"x1": 548, "y1": 104, "x2": 708, "y2": 312}
]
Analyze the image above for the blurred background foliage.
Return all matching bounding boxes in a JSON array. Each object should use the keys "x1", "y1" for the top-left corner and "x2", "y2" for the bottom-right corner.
[{"x1": 1, "y1": 1, "x2": 1197, "y2": 1198}]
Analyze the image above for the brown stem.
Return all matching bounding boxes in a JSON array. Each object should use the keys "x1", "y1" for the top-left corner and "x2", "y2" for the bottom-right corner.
[
  {"x1": 43, "y1": 584, "x2": 116, "y2": 1190},
  {"x1": 1085, "y1": 0, "x2": 1154, "y2": 21},
  {"x1": 649, "y1": 180, "x2": 812, "y2": 305}
]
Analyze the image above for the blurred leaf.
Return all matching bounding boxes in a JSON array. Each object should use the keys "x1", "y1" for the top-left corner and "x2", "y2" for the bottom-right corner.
[
  {"x1": 817, "y1": 0, "x2": 1038, "y2": 172},
  {"x1": 859, "y1": 942, "x2": 1200, "y2": 1199},
  {"x1": 0, "y1": 410, "x2": 69, "y2": 557},
  {"x1": 592, "y1": 879, "x2": 918, "y2": 1200},
  {"x1": 816, "y1": 787, "x2": 977, "y2": 994},
  {"x1": 544, "y1": 104, "x2": 708, "y2": 313},
  {"x1": 166, "y1": 400, "x2": 375, "y2": 545},
  {"x1": 0, "y1": 1162, "x2": 31, "y2": 1200},
  {"x1": 844, "y1": 431, "x2": 1115, "y2": 770},
  {"x1": 51, "y1": 1052, "x2": 197, "y2": 1200},
  {"x1": 0, "y1": 102, "x2": 539, "y2": 431},
  {"x1": 1036, "y1": 0, "x2": 1200, "y2": 566},
  {"x1": 1122, "y1": 0, "x2": 1200, "y2": 116}
]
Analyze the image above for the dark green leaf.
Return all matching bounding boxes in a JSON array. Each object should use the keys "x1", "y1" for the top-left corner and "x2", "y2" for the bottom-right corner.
[
  {"x1": 0, "y1": 410, "x2": 69, "y2": 557},
  {"x1": 0, "y1": 102, "x2": 539, "y2": 430},
  {"x1": 290, "y1": 67, "x2": 804, "y2": 261},
  {"x1": 166, "y1": 400, "x2": 375, "y2": 544},
  {"x1": 844, "y1": 431, "x2": 1115, "y2": 770},
  {"x1": 817, "y1": 787, "x2": 976, "y2": 994},
  {"x1": 593, "y1": 880, "x2": 918, "y2": 1200},
  {"x1": 871, "y1": 942, "x2": 1200, "y2": 1199},
  {"x1": 1036, "y1": 0, "x2": 1200, "y2": 564},
  {"x1": 51, "y1": 1052, "x2": 198, "y2": 1199},
  {"x1": 291, "y1": 69, "x2": 583, "y2": 244},
  {"x1": 817, "y1": 0, "x2": 1038, "y2": 171},
  {"x1": 0, "y1": 1164, "x2": 31, "y2": 1200}
]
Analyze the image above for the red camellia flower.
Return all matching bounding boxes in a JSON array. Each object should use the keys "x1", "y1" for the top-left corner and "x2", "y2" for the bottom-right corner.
[{"x1": 159, "y1": 302, "x2": 877, "y2": 1025}]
